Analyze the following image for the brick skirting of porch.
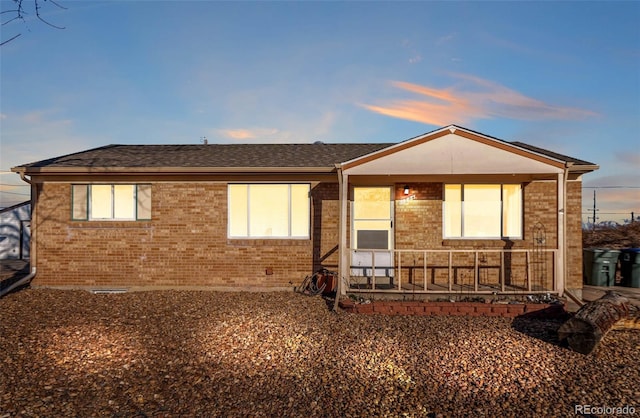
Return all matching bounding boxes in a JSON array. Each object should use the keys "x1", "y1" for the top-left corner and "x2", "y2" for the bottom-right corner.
[{"x1": 338, "y1": 299, "x2": 567, "y2": 318}]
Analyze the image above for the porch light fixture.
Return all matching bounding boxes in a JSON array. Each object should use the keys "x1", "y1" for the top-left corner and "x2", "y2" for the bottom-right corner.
[{"x1": 403, "y1": 185, "x2": 410, "y2": 195}]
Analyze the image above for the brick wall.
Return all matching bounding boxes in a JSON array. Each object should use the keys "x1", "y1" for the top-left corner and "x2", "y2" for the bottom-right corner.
[
  {"x1": 394, "y1": 183, "x2": 443, "y2": 249},
  {"x1": 31, "y1": 178, "x2": 583, "y2": 291},
  {"x1": 566, "y1": 180, "x2": 583, "y2": 290},
  {"x1": 32, "y1": 182, "x2": 314, "y2": 289},
  {"x1": 311, "y1": 183, "x2": 340, "y2": 272},
  {"x1": 523, "y1": 181, "x2": 558, "y2": 248}
]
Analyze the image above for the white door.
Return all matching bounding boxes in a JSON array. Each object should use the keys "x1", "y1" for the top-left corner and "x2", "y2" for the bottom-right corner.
[{"x1": 351, "y1": 187, "x2": 394, "y2": 277}]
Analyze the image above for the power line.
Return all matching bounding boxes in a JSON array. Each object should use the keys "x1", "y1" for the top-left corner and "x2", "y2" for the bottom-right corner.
[
  {"x1": 584, "y1": 185, "x2": 640, "y2": 188},
  {"x1": 0, "y1": 183, "x2": 29, "y2": 187},
  {"x1": 582, "y1": 212, "x2": 637, "y2": 215}
]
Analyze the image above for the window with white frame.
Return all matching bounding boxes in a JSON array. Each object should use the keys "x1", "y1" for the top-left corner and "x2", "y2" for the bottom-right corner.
[
  {"x1": 443, "y1": 184, "x2": 522, "y2": 239},
  {"x1": 228, "y1": 184, "x2": 310, "y2": 238},
  {"x1": 72, "y1": 184, "x2": 151, "y2": 221}
]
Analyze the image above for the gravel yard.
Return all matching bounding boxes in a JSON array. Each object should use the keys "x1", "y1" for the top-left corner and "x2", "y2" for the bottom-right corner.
[{"x1": 1, "y1": 289, "x2": 638, "y2": 417}]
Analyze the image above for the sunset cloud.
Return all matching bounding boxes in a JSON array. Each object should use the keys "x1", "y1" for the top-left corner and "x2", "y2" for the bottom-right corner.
[
  {"x1": 210, "y1": 111, "x2": 337, "y2": 144},
  {"x1": 1, "y1": 109, "x2": 87, "y2": 161},
  {"x1": 362, "y1": 74, "x2": 598, "y2": 126},
  {"x1": 615, "y1": 151, "x2": 640, "y2": 166},
  {"x1": 217, "y1": 128, "x2": 280, "y2": 140},
  {"x1": 585, "y1": 188, "x2": 640, "y2": 217},
  {"x1": 0, "y1": 109, "x2": 92, "y2": 206}
]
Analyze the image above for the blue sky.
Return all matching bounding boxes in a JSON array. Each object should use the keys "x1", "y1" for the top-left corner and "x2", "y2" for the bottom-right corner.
[{"x1": 1, "y1": 1, "x2": 638, "y2": 223}]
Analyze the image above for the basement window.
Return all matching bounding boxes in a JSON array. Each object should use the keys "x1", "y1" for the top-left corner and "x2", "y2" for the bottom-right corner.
[
  {"x1": 72, "y1": 184, "x2": 151, "y2": 221},
  {"x1": 228, "y1": 184, "x2": 310, "y2": 239}
]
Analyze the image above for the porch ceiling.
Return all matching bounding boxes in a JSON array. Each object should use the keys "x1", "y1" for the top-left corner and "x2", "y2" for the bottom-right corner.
[{"x1": 342, "y1": 132, "x2": 565, "y2": 176}]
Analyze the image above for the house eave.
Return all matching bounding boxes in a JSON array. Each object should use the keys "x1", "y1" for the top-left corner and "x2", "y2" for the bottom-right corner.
[
  {"x1": 567, "y1": 164, "x2": 599, "y2": 173},
  {"x1": 12, "y1": 166, "x2": 336, "y2": 175}
]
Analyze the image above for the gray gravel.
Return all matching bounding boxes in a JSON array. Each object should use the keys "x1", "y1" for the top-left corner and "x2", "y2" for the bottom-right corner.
[{"x1": 1, "y1": 289, "x2": 638, "y2": 417}]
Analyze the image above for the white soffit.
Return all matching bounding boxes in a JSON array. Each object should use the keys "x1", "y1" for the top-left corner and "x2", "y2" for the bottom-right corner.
[{"x1": 343, "y1": 133, "x2": 563, "y2": 175}]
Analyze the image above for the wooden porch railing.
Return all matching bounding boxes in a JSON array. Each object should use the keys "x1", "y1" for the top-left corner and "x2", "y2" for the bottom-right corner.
[{"x1": 348, "y1": 248, "x2": 558, "y2": 294}]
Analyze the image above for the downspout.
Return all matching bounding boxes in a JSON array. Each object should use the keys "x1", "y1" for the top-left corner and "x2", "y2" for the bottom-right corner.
[
  {"x1": 3, "y1": 168, "x2": 39, "y2": 294},
  {"x1": 556, "y1": 164, "x2": 571, "y2": 298},
  {"x1": 561, "y1": 163, "x2": 571, "y2": 298},
  {"x1": 0, "y1": 268, "x2": 37, "y2": 298},
  {"x1": 333, "y1": 164, "x2": 346, "y2": 312},
  {"x1": 17, "y1": 169, "x2": 32, "y2": 186}
]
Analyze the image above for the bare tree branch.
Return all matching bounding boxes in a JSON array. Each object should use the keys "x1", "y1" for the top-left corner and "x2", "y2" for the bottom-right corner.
[
  {"x1": 34, "y1": 0, "x2": 65, "y2": 30},
  {"x1": 0, "y1": 33, "x2": 22, "y2": 46},
  {"x1": 2, "y1": 15, "x2": 23, "y2": 27},
  {"x1": 48, "y1": 0, "x2": 67, "y2": 11},
  {"x1": 1, "y1": 0, "x2": 65, "y2": 46}
]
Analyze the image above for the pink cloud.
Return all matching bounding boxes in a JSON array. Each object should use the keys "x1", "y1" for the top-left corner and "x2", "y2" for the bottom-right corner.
[
  {"x1": 361, "y1": 81, "x2": 482, "y2": 126},
  {"x1": 362, "y1": 74, "x2": 598, "y2": 126},
  {"x1": 217, "y1": 128, "x2": 279, "y2": 140},
  {"x1": 219, "y1": 129, "x2": 257, "y2": 140}
]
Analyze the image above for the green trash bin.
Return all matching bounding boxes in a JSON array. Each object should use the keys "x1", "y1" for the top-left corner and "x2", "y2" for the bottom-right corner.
[
  {"x1": 620, "y1": 248, "x2": 640, "y2": 288},
  {"x1": 583, "y1": 249, "x2": 620, "y2": 286}
]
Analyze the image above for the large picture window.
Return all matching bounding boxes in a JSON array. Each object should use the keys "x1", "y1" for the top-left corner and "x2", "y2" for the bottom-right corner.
[
  {"x1": 228, "y1": 184, "x2": 310, "y2": 238},
  {"x1": 443, "y1": 184, "x2": 522, "y2": 239},
  {"x1": 72, "y1": 184, "x2": 151, "y2": 221}
]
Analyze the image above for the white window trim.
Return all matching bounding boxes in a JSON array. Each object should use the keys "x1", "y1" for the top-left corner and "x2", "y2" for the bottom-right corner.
[
  {"x1": 443, "y1": 183, "x2": 523, "y2": 240},
  {"x1": 228, "y1": 183, "x2": 311, "y2": 239}
]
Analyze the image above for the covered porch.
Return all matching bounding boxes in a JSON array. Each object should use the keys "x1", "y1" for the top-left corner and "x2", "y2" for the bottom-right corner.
[{"x1": 334, "y1": 126, "x2": 572, "y2": 297}]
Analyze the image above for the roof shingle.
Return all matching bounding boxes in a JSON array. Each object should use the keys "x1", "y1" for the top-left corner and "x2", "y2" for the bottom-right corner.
[
  {"x1": 510, "y1": 142, "x2": 595, "y2": 166},
  {"x1": 17, "y1": 143, "x2": 394, "y2": 169}
]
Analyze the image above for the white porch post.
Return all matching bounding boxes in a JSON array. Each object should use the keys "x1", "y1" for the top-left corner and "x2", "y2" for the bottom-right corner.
[
  {"x1": 557, "y1": 169, "x2": 567, "y2": 296},
  {"x1": 338, "y1": 167, "x2": 349, "y2": 296}
]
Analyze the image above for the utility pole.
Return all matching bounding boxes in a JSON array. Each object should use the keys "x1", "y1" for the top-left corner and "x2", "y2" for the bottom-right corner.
[{"x1": 591, "y1": 190, "x2": 598, "y2": 230}]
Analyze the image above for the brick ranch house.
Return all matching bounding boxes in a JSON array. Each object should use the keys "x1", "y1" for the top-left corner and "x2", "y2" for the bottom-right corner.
[{"x1": 12, "y1": 125, "x2": 597, "y2": 299}]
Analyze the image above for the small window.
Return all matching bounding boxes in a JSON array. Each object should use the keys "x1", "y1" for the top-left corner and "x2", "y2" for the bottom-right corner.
[
  {"x1": 228, "y1": 184, "x2": 310, "y2": 238},
  {"x1": 72, "y1": 184, "x2": 151, "y2": 221},
  {"x1": 443, "y1": 184, "x2": 522, "y2": 239}
]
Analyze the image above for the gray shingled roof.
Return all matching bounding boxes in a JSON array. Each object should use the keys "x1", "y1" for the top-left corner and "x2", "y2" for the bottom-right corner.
[
  {"x1": 14, "y1": 125, "x2": 596, "y2": 171},
  {"x1": 17, "y1": 143, "x2": 394, "y2": 169},
  {"x1": 510, "y1": 142, "x2": 595, "y2": 166}
]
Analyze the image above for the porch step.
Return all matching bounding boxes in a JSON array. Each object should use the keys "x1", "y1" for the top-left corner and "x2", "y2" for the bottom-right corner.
[{"x1": 339, "y1": 299, "x2": 568, "y2": 318}]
